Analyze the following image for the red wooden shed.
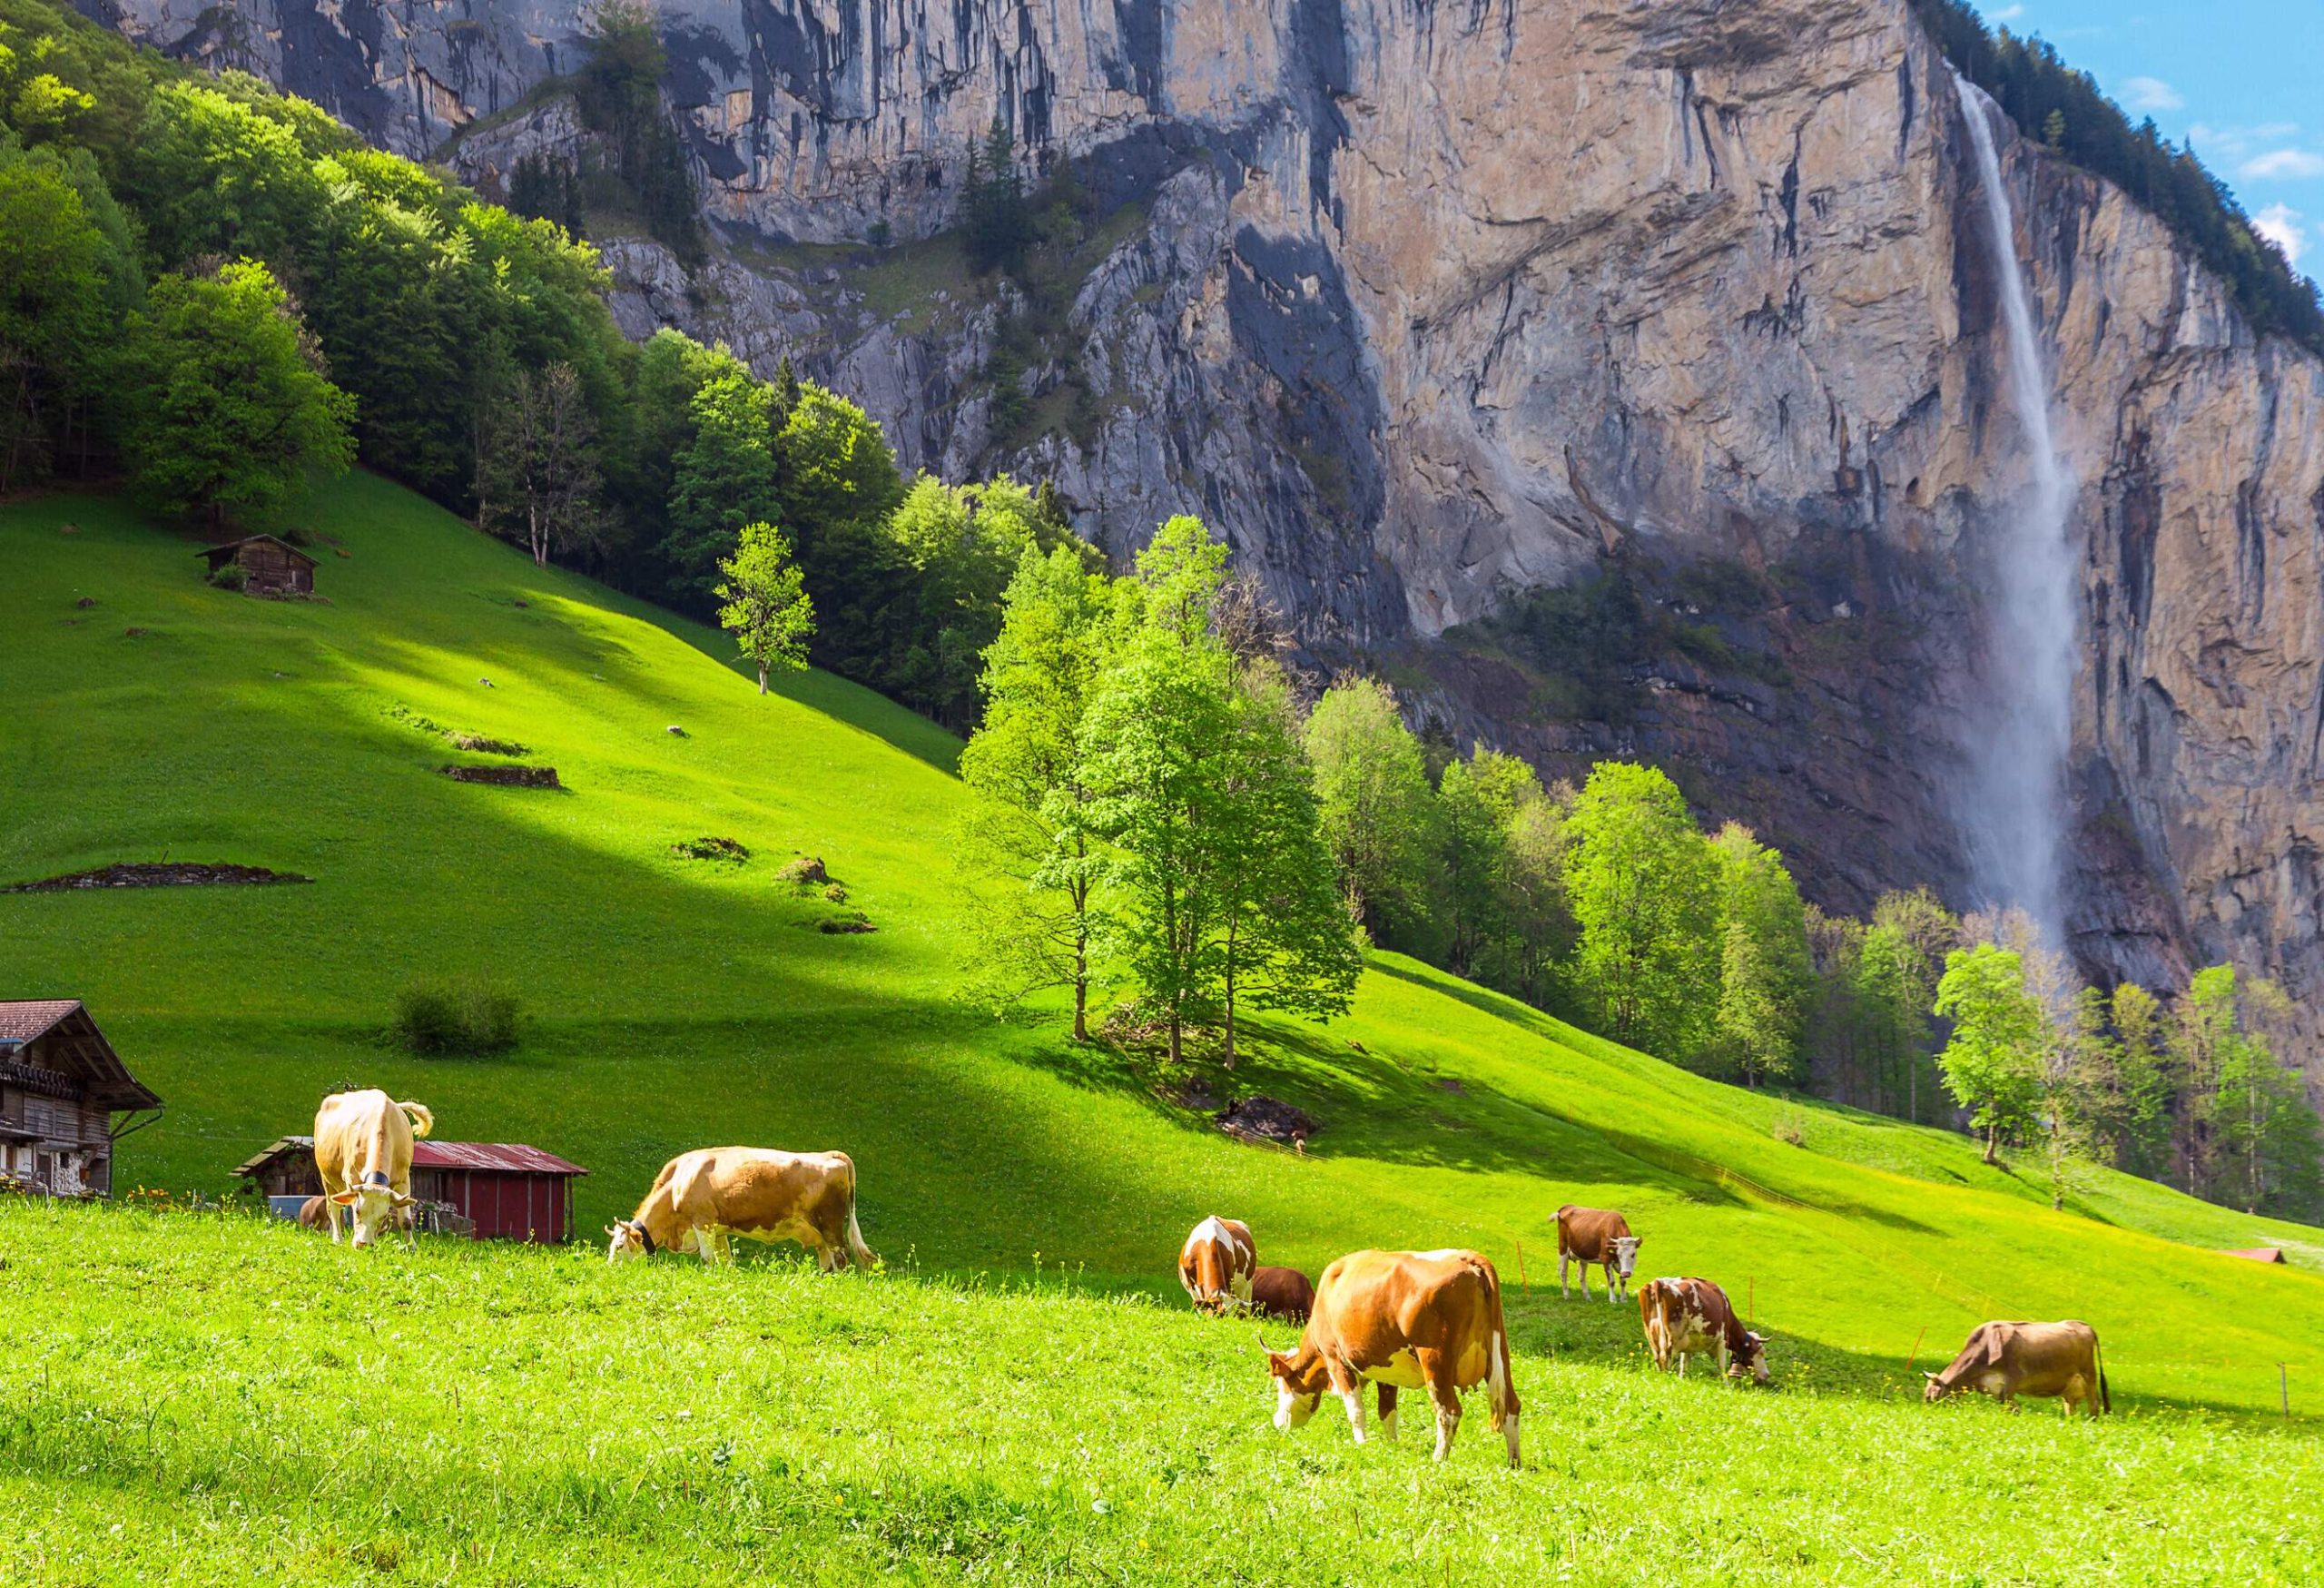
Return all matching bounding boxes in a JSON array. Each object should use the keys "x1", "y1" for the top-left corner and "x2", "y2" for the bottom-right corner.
[{"x1": 235, "y1": 1135, "x2": 586, "y2": 1243}]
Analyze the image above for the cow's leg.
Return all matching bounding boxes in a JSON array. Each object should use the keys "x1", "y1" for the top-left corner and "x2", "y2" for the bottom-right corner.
[
  {"x1": 1718, "y1": 1339, "x2": 1732, "y2": 1384},
  {"x1": 1604, "y1": 1263, "x2": 1619, "y2": 1306},
  {"x1": 1376, "y1": 1383, "x2": 1399, "y2": 1442},
  {"x1": 1333, "y1": 1367, "x2": 1368, "y2": 1446},
  {"x1": 1678, "y1": 1352, "x2": 1689, "y2": 1378},
  {"x1": 1421, "y1": 1355, "x2": 1462, "y2": 1462},
  {"x1": 1558, "y1": 1250, "x2": 1570, "y2": 1300}
]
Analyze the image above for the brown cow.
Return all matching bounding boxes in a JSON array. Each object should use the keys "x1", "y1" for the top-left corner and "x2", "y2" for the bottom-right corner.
[
  {"x1": 296, "y1": 1194, "x2": 330, "y2": 1231},
  {"x1": 1177, "y1": 1216, "x2": 1256, "y2": 1314},
  {"x1": 1555, "y1": 1204, "x2": 1641, "y2": 1304},
  {"x1": 1249, "y1": 1265, "x2": 1315, "y2": 1324},
  {"x1": 1639, "y1": 1277, "x2": 1769, "y2": 1384},
  {"x1": 1925, "y1": 1321, "x2": 2108, "y2": 1416},
  {"x1": 606, "y1": 1147, "x2": 876, "y2": 1270},
  {"x1": 1262, "y1": 1248, "x2": 1521, "y2": 1467},
  {"x1": 315, "y1": 1090, "x2": 433, "y2": 1251}
]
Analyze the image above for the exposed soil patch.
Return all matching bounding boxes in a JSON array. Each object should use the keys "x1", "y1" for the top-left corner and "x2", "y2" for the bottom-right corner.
[
  {"x1": 776, "y1": 855, "x2": 830, "y2": 885},
  {"x1": 1217, "y1": 1095, "x2": 1317, "y2": 1149},
  {"x1": 439, "y1": 764, "x2": 561, "y2": 788},
  {"x1": 673, "y1": 836, "x2": 750, "y2": 863},
  {"x1": 818, "y1": 917, "x2": 876, "y2": 934},
  {"x1": 5, "y1": 862, "x2": 312, "y2": 893}
]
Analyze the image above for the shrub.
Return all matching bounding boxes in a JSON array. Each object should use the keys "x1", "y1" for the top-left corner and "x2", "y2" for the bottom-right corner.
[
  {"x1": 1772, "y1": 1107, "x2": 1809, "y2": 1148},
  {"x1": 392, "y1": 976, "x2": 519, "y2": 1055},
  {"x1": 776, "y1": 854, "x2": 829, "y2": 885},
  {"x1": 673, "y1": 835, "x2": 750, "y2": 863},
  {"x1": 207, "y1": 561, "x2": 249, "y2": 591}
]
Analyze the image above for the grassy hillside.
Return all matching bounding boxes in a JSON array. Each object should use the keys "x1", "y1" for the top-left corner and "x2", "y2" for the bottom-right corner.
[
  {"x1": 4, "y1": 474, "x2": 2323, "y2": 1447},
  {"x1": 3, "y1": 1204, "x2": 2318, "y2": 1585}
]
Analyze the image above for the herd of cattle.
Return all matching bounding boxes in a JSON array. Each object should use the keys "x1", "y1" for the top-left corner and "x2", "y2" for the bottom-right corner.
[{"x1": 310, "y1": 1089, "x2": 2113, "y2": 1469}]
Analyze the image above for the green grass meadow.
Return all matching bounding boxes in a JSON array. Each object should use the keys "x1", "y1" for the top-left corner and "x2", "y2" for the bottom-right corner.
[{"x1": 5, "y1": 478, "x2": 2324, "y2": 1582}]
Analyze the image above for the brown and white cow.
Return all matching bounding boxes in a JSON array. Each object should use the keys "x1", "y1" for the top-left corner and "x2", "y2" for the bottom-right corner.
[
  {"x1": 1639, "y1": 1277, "x2": 1769, "y2": 1384},
  {"x1": 1249, "y1": 1265, "x2": 1315, "y2": 1324},
  {"x1": 1925, "y1": 1320, "x2": 2108, "y2": 1416},
  {"x1": 315, "y1": 1090, "x2": 433, "y2": 1251},
  {"x1": 1262, "y1": 1248, "x2": 1521, "y2": 1467},
  {"x1": 1555, "y1": 1204, "x2": 1642, "y2": 1304},
  {"x1": 1177, "y1": 1216, "x2": 1256, "y2": 1315},
  {"x1": 606, "y1": 1147, "x2": 877, "y2": 1270}
]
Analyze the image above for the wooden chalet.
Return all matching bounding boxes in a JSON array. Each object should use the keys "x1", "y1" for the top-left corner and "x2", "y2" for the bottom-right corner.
[
  {"x1": 235, "y1": 1135, "x2": 587, "y2": 1243},
  {"x1": 197, "y1": 534, "x2": 317, "y2": 596},
  {"x1": 0, "y1": 1001, "x2": 163, "y2": 1197}
]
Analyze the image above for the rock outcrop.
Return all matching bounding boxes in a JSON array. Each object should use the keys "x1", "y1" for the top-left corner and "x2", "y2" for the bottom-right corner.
[{"x1": 86, "y1": 0, "x2": 2324, "y2": 1080}]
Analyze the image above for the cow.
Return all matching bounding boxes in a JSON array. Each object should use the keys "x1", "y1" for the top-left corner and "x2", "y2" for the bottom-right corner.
[
  {"x1": 314, "y1": 1090, "x2": 433, "y2": 1251},
  {"x1": 1177, "y1": 1216, "x2": 1256, "y2": 1315},
  {"x1": 1639, "y1": 1277, "x2": 1769, "y2": 1385},
  {"x1": 296, "y1": 1194, "x2": 330, "y2": 1231},
  {"x1": 1261, "y1": 1248, "x2": 1521, "y2": 1467},
  {"x1": 1554, "y1": 1204, "x2": 1642, "y2": 1304},
  {"x1": 606, "y1": 1147, "x2": 877, "y2": 1271},
  {"x1": 1249, "y1": 1265, "x2": 1315, "y2": 1324},
  {"x1": 1924, "y1": 1321, "x2": 2108, "y2": 1417}
]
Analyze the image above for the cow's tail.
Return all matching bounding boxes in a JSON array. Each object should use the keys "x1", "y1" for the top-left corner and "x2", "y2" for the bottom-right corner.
[
  {"x1": 399, "y1": 1100, "x2": 434, "y2": 1139},
  {"x1": 1475, "y1": 1257, "x2": 1515, "y2": 1433},
  {"x1": 838, "y1": 1153, "x2": 880, "y2": 1272},
  {"x1": 2095, "y1": 1335, "x2": 2112, "y2": 1415}
]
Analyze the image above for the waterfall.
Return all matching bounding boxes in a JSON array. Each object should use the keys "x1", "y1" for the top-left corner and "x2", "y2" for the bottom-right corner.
[{"x1": 1953, "y1": 74, "x2": 2078, "y2": 945}]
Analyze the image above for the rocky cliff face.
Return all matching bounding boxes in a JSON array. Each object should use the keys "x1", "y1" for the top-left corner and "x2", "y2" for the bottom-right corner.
[{"x1": 90, "y1": 0, "x2": 2324, "y2": 1075}]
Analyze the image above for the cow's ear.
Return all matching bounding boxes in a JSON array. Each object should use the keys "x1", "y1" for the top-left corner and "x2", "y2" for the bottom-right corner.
[
  {"x1": 330, "y1": 1190, "x2": 361, "y2": 1206},
  {"x1": 1982, "y1": 1330, "x2": 2008, "y2": 1368}
]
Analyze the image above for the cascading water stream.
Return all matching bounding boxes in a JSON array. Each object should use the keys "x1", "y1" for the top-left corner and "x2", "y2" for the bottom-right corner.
[{"x1": 1953, "y1": 74, "x2": 2078, "y2": 946}]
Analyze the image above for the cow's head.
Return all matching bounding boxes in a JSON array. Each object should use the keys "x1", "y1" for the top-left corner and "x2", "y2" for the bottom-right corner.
[
  {"x1": 1731, "y1": 1330, "x2": 1772, "y2": 1386},
  {"x1": 605, "y1": 1220, "x2": 655, "y2": 1264},
  {"x1": 1610, "y1": 1235, "x2": 1642, "y2": 1279},
  {"x1": 1922, "y1": 1369, "x2": 1963, "y2": 1404},
  {"x1": 330, "y1": 1179, "x2": 415, "y2": 1250},
  {"x1": 1262, "y1": 1346, "x2": 1322, "y2": 1431}
]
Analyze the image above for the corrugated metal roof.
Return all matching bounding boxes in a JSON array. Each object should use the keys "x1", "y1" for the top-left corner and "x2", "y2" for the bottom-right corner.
[
  {"x1": 0, "y1": 1000, "x2": 81, "y2": 1043},
  {"x1": 413, "y1": 1141, "x2": 586, "y2": 1176},
  {"x1": 232, "y1": 1134, "x2": 586, "y2": 1177}
]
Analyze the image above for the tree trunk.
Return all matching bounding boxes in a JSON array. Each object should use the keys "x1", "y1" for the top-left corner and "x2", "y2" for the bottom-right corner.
[
  {"x1": 1983, "y1": 1119, "x2": 1999, "y2": 1165},
  {"x1": 1167, "y1": 1010, "x2": 1182, "y2": 1069},
  {"x1": 1222, "y1": 918, "x2": 1238, "y2": 1072},
  {"x1": 757, "y1": 661, "x2": 769, "y2": 694}
]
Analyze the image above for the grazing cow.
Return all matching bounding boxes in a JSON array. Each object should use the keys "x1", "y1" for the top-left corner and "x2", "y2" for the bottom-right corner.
[
  {"x1": 1250, "y1": 1265, "x2": 1315, "y2": 1324},
  {"x1": 1554, "y1": 1204, "x2": 1642, "y2": 1304},
  {"x1": 606, "y1": 1147, "x2": 877, "y2": 1270},
  {"x1": 296, "y1": 1194, "x2": 330, "y2": 1231},
  {"x1": 1639, "y1": 1277, "x2": 1769, "y2": 1384},
  {"x1": 1262, "y1": 1248, "x2": 1521, "y2": 1467},
  {"x1": 1924, "y1": 1321, "x2": 2108, "y2": 1417},
  {"x1": 1177, "y1": 1216, "x2": 1257, "y2": 1315},
  {"x1": 314, "y1": 1090, "x2": 433, "y2": 1251}
]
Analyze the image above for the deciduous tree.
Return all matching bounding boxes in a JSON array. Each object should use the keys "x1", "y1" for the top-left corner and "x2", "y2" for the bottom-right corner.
[{"x1": 714, "y1": 520, "x2": 814, "y2": 693}]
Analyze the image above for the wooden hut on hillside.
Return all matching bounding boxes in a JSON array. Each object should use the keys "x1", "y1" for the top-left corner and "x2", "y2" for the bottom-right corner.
[
  {"x1": 235, "y1": 1135, "x2": 587, "y2": 1242},
  {"x1": 0, "y1": 1000, "x2": 163, "y2": 1196},
  {"x1": 198, "y1": 535, "x2": 317, "y2": 596}
]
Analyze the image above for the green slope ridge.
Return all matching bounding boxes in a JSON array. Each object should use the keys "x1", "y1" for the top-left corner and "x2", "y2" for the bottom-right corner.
[{"x1": 4, "y1": 475, "x2": 2320, "y2": 1424}]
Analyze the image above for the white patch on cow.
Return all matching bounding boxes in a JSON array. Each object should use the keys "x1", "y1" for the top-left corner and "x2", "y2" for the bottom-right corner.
[
  {"x1": 1610, "y1": 1236, "x2": 1640, "y2": 1279},
  {"x1": 1406, "y1": 1248, "x2": 1462, "y2": 1262},
  {"x1": 1489, "y1": 1327, "x2": 1509, "y2": 1415},
  {"x1": 1502, "y1": 1411, "x2": 1521, "y2": 1468},
  {"x1": 1273, "y1": 1382, "x2": 1318, "y2": 1432},
  {"x1": 1433, "y1": 1405, "x2": 1460, "y2": 1462},
  {"x1": 1361, "y1": 1349, "x2": 1426, "y2": 1390},
  {"x1": 1340, "y1": 1388, "x2": 1368, "y2": 1444},
  {"x1": 1379, "y1": 1405, "x2": 1398, "y2": 1442},
  {"x1": 1979, "y1": 1370, "x2": 2010, "y2": 1397}
]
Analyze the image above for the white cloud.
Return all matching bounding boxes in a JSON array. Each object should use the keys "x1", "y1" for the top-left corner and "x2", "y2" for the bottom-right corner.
[
  {"x1": 2121, "y1": 76, "x2": 2183, "y2": 112},
  {"x1": 2240, "y1": 149, "x2": 2324, "y2": 181},
  {"x1": 2186, "y1": 123, "x2": 2299, "y2": 162},
  {"x1": 1987, "y1": 4, "x2": 2024, "y2": 19},
  {"x1": 2254, "y1": 203, "x2": 2307, "y2": 269}
]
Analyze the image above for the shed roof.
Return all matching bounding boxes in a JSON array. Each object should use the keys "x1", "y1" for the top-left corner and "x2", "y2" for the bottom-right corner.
[
  {"x1": 196, "y1": 534, "x2": 318, "y2": 568},
  {"x1": 0, "y1": 1000, "x2": 162, "y2": 1110},
  {"x1": 234, "y1": 1134, "x2": 586, "y2": 1178}
]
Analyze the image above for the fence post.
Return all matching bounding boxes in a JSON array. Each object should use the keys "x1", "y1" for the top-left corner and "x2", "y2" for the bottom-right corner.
[
  {"x1": 2283, "y1": 1363, "x2": 2291, "y2": 1418},
  {"x1": 1748, "y1": 1277, "x2": 1755, "y2": 1327},
  {"x1": 1515, "y1": 1238, "x2": 1528, "y2": 1293},
  {"x1": 1905, "y1": 1325, "x2": 1929, "y2": 1377}
]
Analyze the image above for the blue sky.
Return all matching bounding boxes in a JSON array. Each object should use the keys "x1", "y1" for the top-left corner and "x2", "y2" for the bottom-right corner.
[{"x1": 1969, "y1": 2, "x2": 2324, "y2": 277}]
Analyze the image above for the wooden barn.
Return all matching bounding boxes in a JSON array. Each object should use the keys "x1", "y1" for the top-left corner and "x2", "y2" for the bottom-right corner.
[
  {"x1": 235, "y1": 1135, "x2": 587, "y2": 1243},
  {"x1": 198, "y1": 534, "x2": 317, "y2": 596},
  {"x1": 0, "y1": 1000, "x2": 163, "y2": 1197}
]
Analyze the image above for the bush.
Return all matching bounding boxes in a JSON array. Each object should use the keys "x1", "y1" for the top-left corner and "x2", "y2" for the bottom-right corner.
[
  {"x1": 207, "y1": 561, "x2": 248, "y2": 591},
  {"x1": 392, "y1": 976, "x2": 519, "y2": 1054}
]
